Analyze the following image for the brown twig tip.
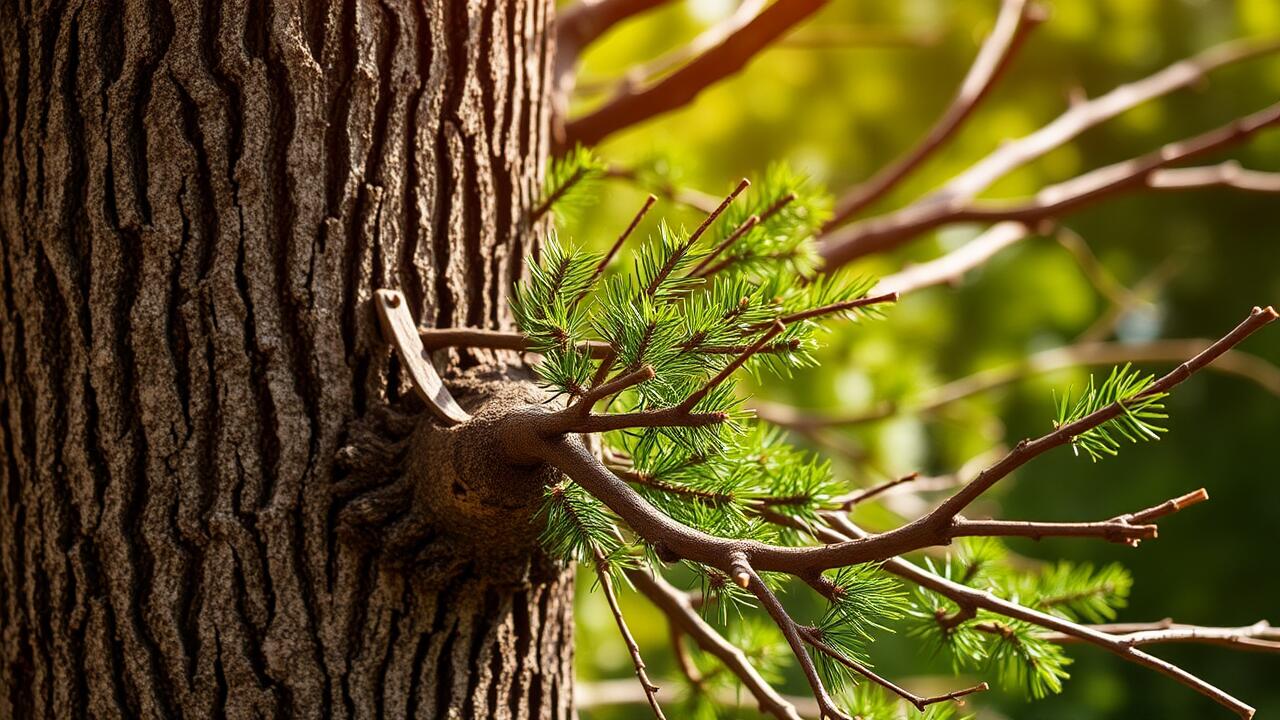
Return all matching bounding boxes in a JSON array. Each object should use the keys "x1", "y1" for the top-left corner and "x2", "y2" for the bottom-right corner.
[
  {"x1": 928, "y1": 680, "x2": 991, "y2": 707},
  {"x1": 691, "y1": 213, "x2": 761, "y2": 277},
  {"x1": 1176, "y1": 488, "x2": 1210, "y2": 510}
]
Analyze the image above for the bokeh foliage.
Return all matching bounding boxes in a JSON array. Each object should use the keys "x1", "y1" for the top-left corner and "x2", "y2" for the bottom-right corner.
[{"x1": 561, "y1": 1, "x2": 1280, "y2": 717}]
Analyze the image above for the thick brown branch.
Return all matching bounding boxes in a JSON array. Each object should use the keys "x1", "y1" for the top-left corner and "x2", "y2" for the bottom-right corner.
[
  {"x1": 828, "y1": 0, "x2": 1046, "y2": 225},
  {"x1": 563, "y1": 0, "x2": 829, "y2": 147},
  {"x1": 526, "y1": 308, "x2": 1275, "y2": 580}
]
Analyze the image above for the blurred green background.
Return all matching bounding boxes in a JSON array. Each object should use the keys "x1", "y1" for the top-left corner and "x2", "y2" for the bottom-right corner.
[{"x1": 559, "y1": 1, "x2": 1280, "y2": 718}]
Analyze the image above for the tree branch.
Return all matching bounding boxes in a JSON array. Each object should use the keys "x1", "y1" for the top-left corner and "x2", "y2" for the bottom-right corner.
[
  {"x1": 754, "y1": 335, "x2": 1280, "y2": 430},
  {"x1": 557, "y1": 0, "x2": 675, "y2": 53},
  {"x1": 1042, "y1": 620, "x2": 1280, "y2": 653},
  {"x1": 929, "y1": 306, "x2": 1276, "y2": 523},
  {"x1": 870, "y1": 221, "x2": 1032, "y2": 296},
  {"x1": 526, "y1": 307, "x2": 1275, "y2": 579},
  {"x1": 819, "y1": 100, "x2": 1280, "y2": 267},
  {"x1": 739, "y1": 563, "x2": 851, "y2": 720},
  {"x1": 951, "y1": 517, "x2": 1157, "y2": 545},
  {"x1": 828, "y1": 0, "x2": 1047, "y2": 225},
  {"x1": 926, "y1": 37, "x2": 1280, "y2": 205},
  {"x1": 814, "y1": 512, "x2": 1260, "y2": 718},
  {"x1": 596, "y1": 552, "x2": 668, "y2": 719},
  {"x1": 1146, "y1": 161, "x2": 1280, "y2": 193},
  {"x1": 577, "y1": 0, "x2": 768, "y2": 100},
  {"x1": 563, "y1": 0, "x2": 829, "y2": 147},
  {"x1": 797, "y1": 626, "x2": 989, "y2": 710},
  {"x1": 628, "y1": 569, "x2": 805, "y2": 720}
]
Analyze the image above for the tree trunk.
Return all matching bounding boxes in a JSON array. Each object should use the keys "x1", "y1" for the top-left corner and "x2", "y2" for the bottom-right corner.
[{"x1": 0, "y1": 0, "x2": 571, "y2": 718}]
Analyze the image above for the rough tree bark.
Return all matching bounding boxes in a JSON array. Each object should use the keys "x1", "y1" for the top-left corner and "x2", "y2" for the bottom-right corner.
[{"x1": 0, "y1": 0, "x2": 572, "y2": 718}]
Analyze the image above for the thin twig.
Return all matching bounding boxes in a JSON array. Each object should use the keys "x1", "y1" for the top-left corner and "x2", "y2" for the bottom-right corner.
[
  {"x1": 1147, "y1": 161, "x2": 1280, "y2": 193},
  {"x1": 576, "y1": 194, "x2": 657, "y2": 306},
  {"x1": 596, "y1": 552, "x2": 667, "y2": 719},
  {"x1": 819, "y1": 100, "x2": 1280, "y2": 267},
  {"x1": 1043, "y1": 620, "x2": 1280, "y2": 653},
  {"x1": 798, "y1": 626, "x2": 989, "y2": 711},
  {"x1": 755, "y1": 335, "x2": 1280, "y2": 430},
  {"x1": 680, "y1": 320, "x2": 785, "y2": 411},
  {"x1": 645, "y1": 179, "x2": 749, "y2": 296},
  {"x1": 775, "y1": 291, "x2": 899, "y2": 326},
  {"x1": 740, "y1": 563, "x2": 851, "y2": 720},
  {"x1": 828, "y1": 0, "x2": 1046, "y2": 225},
  {"x1": 871, "y1": 221, "x2": 1031, "y2": 295},
  {"x1": 628, "y1": 570, "x2": 805, "y2": 720},
  {"x1": 688, "y1": 214, "x2": 760, "y2": 277},
  {"x1": 836, "y1": 472, "x2": 919, "y2": 509}
]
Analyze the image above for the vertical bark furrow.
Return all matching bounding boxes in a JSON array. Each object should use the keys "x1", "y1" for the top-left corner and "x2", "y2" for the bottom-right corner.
[{"x1": 397, "y1": 0, "x2": 431, "y2": 317}]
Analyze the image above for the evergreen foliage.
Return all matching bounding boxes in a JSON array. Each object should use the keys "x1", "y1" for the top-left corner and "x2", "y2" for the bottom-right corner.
[
  {"x1": 901, "y1": 539, "x2": 1132, "y2": 701},
  {"x1": 536, "y1": 144, "x2": 607, "y2": 225},
  {"x1": 516, "y1": 163, "x2": 1187, "y2": 717},
  {"x1": 1054, "y1": 363, "x2": 1169, "y2": 461}
]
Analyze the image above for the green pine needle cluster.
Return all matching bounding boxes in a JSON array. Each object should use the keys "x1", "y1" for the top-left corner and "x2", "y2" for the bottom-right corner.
[
  {"x1": 537, "y1": 480, "x2": 635, "y2": 582},
  {"x1": 903, "y1": 539, "x2": 1135, "y2": 699},
  {"x1": 1054, "y1": 363, "x2": 1168, "y2": 461},
  {"x1": 810, "y1": 565, "x2": 908, "y2": 687},
  {"x1": 536, "y1": 144, "x2": 607, "y2": 226},
  {"x1": 710, "y1": 162, "x2": 832, "y2": 278},
  {"x1": 1006, "y1": 561, "x2": 1134, "y2": 624}
]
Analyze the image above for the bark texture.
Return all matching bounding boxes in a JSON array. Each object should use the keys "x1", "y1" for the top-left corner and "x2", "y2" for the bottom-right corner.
[{"x1": 0, "y1": 0, "x2": 571, "y2": 717}]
